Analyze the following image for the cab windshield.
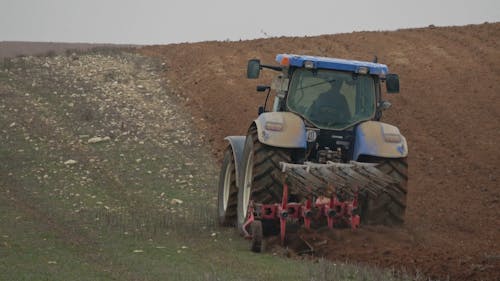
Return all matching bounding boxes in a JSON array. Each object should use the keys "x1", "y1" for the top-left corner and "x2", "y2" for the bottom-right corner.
[{"x1": 287, "y1": 68, "x2": 376, "y2": 130}]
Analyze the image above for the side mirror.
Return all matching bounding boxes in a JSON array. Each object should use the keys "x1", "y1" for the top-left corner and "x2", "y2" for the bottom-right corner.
[
  {"x1": 386, "y1": 74, "x2": 400, "y2": 93},
  {"x1": 247, "y1": 59, "x2": 261, "y2": 79},
  {"x1": 256, "y1": 85, "x2": 270, "y2": 92},
  {"x1": 258, "y1": 105, "x2": 265, "y2": 115}
]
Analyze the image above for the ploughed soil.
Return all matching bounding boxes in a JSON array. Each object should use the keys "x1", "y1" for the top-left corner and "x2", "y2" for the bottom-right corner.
[{"x1": 141, "y1": 22, "x2": 500, "y2": 281}]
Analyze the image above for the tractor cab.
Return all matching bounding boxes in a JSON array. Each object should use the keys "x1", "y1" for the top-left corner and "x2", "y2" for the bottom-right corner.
[{"x1": 248, "y1": 54, "x2": 399, "y2": 131}]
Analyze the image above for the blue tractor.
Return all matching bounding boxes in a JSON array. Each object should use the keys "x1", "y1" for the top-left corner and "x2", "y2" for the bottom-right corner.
[{"x1": 218, "y1": 54, "x2": 408, "y2": 251}]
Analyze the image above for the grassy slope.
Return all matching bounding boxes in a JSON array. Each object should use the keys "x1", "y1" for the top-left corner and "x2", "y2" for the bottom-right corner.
[{"x1": 0, "y1": 51, "x2": 422, "y2": 281}]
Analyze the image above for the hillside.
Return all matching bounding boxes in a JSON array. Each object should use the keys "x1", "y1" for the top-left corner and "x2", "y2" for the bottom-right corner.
[
  {"x1": 1, "y1": 50, "x2": 422, "y2": 280},
  {"x1": 141, "y1": 22, "x2": 500, "y2": 280}
]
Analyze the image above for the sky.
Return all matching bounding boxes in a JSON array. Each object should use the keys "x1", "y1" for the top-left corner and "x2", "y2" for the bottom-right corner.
[{"x1": 1, "y1": 0, "x2": 499, "y2": 45}]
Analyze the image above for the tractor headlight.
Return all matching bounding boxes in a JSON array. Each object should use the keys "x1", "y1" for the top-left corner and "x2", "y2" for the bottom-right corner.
[
  {"x1": 265, "y1": 121, "x2": 284, "y2": 131},
  {"x1": 384, "y1": 133, "x2": 402, "y2": 143},
  {"x1": 306, "y1": 129, "x2": 318, "y2": 142},
  {"x1": 304, "y1": 61, "x2": 315, "y2": 69},
  {"x1": 357, "y1": 66, "x2": 369, "y2": 74}
]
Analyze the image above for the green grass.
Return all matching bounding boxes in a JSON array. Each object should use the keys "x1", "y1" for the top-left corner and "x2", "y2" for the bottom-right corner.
[{"x1": 0, "y1": 197, "x2": 114, "y2": 281}]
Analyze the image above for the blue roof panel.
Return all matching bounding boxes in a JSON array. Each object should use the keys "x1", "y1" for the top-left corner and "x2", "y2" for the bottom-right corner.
[{"x1": 275, "y1": 54, "x2": 389, "y2": 76}]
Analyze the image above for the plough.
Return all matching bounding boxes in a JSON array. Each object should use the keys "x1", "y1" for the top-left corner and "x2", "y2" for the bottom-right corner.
[{"x1": 241, "y1": 161, "x2": 398, "y2": 251}]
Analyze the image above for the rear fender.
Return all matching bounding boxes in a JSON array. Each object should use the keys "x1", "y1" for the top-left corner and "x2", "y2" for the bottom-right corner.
[
  {"x1": 224, "y1": 136, "x2": 246, "y2": 189},
  {"x1": 253, "y1": 112, "x2": 306, "y2": 148},
  {"x1": 353, "y1": 121, "x2": 408, "y2": 160}
]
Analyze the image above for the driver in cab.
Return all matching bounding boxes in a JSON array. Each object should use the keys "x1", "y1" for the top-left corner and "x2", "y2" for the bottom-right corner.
[{"x1": 309, "y1": 80, "x2": 351, "y2": 125}]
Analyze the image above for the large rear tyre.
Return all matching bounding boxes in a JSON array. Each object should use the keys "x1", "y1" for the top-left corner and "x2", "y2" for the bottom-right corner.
[
  {"x1": 360, "y1": 157, "x2": 408, "y2": 225},
  {"x1": 237, "y1": 126, "x2": 292, "y2": 231},
  {"x1": 217, "y1": 148, "x2": 238, "y2": 226}
]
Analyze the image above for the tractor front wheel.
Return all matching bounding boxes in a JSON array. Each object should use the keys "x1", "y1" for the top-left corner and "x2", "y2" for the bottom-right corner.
[{"x1": 217, "y1": 147, "x2": 238, "y2": 226}]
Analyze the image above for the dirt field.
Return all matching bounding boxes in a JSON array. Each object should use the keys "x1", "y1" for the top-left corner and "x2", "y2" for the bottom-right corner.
[{"x1": 141, "y1": 23, "x2": 500, "y2": 281}]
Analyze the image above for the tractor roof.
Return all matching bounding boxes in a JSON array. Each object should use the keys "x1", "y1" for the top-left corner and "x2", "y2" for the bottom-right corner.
[{"x1": 276, "y1": 54, "x2": 389, "y2": 76}]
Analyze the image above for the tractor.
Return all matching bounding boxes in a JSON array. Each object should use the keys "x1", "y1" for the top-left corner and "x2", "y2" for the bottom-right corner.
[{"x1": 217, "y1": 54, "x2": 408, "y2": 252}]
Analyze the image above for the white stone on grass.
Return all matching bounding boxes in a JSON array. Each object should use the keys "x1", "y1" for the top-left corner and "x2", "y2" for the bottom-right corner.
[{"x1": 64, "y1": 159, "x2": 77, "y2": 165}]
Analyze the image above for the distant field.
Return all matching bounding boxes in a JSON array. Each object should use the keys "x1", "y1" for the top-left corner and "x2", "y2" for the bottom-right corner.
[{"x1": 0, "y1": 41, "x2": 139, "y2": 59}]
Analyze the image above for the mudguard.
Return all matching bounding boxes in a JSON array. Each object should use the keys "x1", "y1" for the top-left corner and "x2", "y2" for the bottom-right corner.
[
  {"x1": 224, "y1": 136, "x2": 246, "y2": 189},
  {"x1": 253, "y1": 112, "x2": 307, "y2": 148},
  {"x1": 353, "y1": 121, "x2": 408, "y2": 160}
]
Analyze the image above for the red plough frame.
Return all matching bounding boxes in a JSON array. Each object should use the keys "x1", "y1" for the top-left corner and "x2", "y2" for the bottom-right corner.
[{"x1": 242, "y1": 183, "x2": 360, "y2": 245}]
